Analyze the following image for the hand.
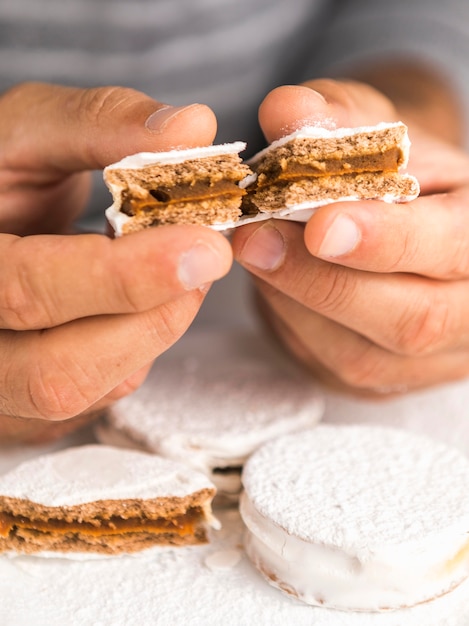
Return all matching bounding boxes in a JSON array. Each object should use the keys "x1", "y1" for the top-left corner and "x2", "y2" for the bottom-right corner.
[
  {"x1": 0, "y1": 83, "x2": 232, "y2": 443},
  {"x1": 232, "y1": 79, "x2": 469, "y2": 395}
]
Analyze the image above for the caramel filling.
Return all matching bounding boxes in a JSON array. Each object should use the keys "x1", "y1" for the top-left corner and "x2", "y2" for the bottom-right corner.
[
  {"x1": 256, "y1": 148, "x2": 401, "y2": 188},
  {"x1": 0, "y1": 508, "x2": 202, "y2": 539},
  {"x1": 121, "y1": 180, "x2": 246, "y2": 216}
]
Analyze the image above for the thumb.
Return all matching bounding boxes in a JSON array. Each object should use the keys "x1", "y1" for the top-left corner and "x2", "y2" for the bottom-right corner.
[
  {"x1": 0, "y1": 82, "x2": 217, "y2": 174},
  {"x1": 258, "y1": 80, "x2": 397, "y2": 143}
]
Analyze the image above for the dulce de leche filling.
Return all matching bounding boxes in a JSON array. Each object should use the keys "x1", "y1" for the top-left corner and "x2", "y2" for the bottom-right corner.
[
  {"x1": 0, "y1": 507, "x2": 203, "y2": 539},
  {"x1": 121, "y1": 180, "x2": 246, "y2": 216},
  {"x1": 256, "y1": 147, "x2": 402, "y2": 188}
]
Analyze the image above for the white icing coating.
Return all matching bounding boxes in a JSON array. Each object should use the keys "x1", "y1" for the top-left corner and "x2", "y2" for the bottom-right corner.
[
  {"x1": 248, "y1": 121, "x2": 411, "y2": 168},
  {"x1": 104, "y1": 340, "x2": 324, "y2": 496},
  {"x1": 2, "y1": 506, "x2": 469, "y2": 625},
  {"x1": 240, "y1": 425, "x2": 469, "y2": 611},
  {"x1": 105, "y1": 141, "x2": 247, "y2": 170},
  {"x1": 105, "y1": 203, "x2": 132, "y2": 235},
  {"x1": 2, "y1": 382, "x2": 469, "y2": 623},
  {"x1": 0, "y1": 444, "x2": 215, "y2": 507}
]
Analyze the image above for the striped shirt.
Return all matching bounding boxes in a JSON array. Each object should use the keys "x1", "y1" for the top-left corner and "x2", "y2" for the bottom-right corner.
[{"x1": 1, "y1": 0, "x2": 469, "y2": 326}]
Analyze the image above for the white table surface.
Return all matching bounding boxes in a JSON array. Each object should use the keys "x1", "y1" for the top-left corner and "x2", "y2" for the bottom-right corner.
[{"x1": 1, "y1": 329, "x2": 468, "y2": 626}]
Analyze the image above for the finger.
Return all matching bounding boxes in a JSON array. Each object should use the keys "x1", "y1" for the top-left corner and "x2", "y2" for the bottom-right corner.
[
  {"x1": 0, "y1": 362, "x2": 154, "y2": 444},
  {"x1": 256, "y1": 283, "x2": 469, "y2": 394},
  {"x1": 232, "y1": 219, "x2": 469, "y2": 356},
  {"x1": 304, "y1": 186, "x2": 469, "y2": 280},
  {"x1": 258, "y1": 80, "x2": 397, "y2": 143},
  {"x1": 0, "y1": 227, "x2": 232, "y2": 330},
  {"x1": 399, "y1": 126, "x2": 469, "y2": 193},
  {"x1": 1, "y1": 290, "x2": 204, "y2": 420},
  {"x1": 0, "y1": 410, "x2": 102, "y2": 445},
  {"x1": 257, "y1": 82, "x2": 469, "y2": 193},
  {"x1": 0, "y1": 82, "x2": 217, "y2": 175}
]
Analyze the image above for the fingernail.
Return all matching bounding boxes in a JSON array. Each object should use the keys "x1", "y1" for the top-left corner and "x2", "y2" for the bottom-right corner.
[
  {"x1": 318, "y1": 214, "x2": 360, "y2": 258},
  {"x1": 239, "y1": 222, "x2": 285, "y2": 271},
  {"x1": 145, "y1": 104, "x2": 200, "y2": 133},
  {"x1": 178, "y1": 241, "x2": 224, "y2": 290}
]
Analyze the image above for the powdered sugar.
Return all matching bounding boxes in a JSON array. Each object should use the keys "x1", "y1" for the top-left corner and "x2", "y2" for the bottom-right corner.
[
  {"x1": 1, "y1": 507, "x2": 468, "y2": 625},
  {"x1": 240, "y1": 424, "x2": 469, "y2": 610},
  {"x1": 104, "y1": 332, "x2": 324, "y2": 480},
  {"x1": 242, "y1": 425, "x2": 469, "y2": 550},
  {"x1": 0, "y1": 444, "x2": 214, "y2": 506},
  {"x1": 1, "y1": 329, "x2": 469, "y2": 622}
]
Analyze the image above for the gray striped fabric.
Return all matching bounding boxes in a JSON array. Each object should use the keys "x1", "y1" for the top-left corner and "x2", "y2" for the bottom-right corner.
[
  {"x1": 1, "y1": 0, "x2": 469, "y2": 327},
  {"x1": 3, "y1": 0, "x2": 469, "y2": 152}
]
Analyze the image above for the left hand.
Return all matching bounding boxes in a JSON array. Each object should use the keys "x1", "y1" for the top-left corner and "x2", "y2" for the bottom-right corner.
[{"x1": 231, "y1": 80, "x2": 469, "y2": 395}]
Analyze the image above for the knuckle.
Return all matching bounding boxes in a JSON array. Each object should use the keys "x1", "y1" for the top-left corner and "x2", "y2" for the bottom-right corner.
[
  {"x1": 0, "y1": 261, "x2": 54, "y2": 330},
  {"x1": 305, "y1": 264, "x2": 356, "y2": 316},
  {"x1": 333, "y1": 342, "x2": 388, "y2": 390},
  {"x1": 446, "y1": 237, "x2": 469, "y2": 279},
  {"x1": 26, "y1": 349, "x2": 95, "y2": 420},
  {"x1": 112, "y1": 270, "x2": 142, "y2": 314},
  {"x1": 106, "y1": 376, "x2": 145, "y2": 404},
  {"x1": 68, "y1": 85, "x2": 145, "y2": 167},
  {"x1": 393, "y1": 290, "x2": 450, "y2": 356},
  {"x1": 386, "y1": 230, "x2": 417, "y2": 272},
  {"x1": 145, "y1": 294, "x2": 202, "y2": 345},
  {"x1": 75, "y1": 85, "x2": 142, "y2": 125},
  {"x1": 148, "y1": 303, "x2": 187, "y2": 345}
]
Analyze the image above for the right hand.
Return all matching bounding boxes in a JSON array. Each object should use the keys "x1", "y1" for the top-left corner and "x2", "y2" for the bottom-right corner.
[{"x1": 0, "y1": 82, "x2": 232, "y2": 443}]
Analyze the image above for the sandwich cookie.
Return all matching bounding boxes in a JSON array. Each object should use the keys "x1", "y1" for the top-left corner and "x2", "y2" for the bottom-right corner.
[
  {"x1": 104, "y1": 142, "x2": 254, "y2": 235},
  {"x1": 0, "y1": 444, "x2": 218, "y2": 556},
  {"x1": 243, "y1": 121, "x2": 420, "y2": 221},
  {"x1": 240, "y1": 425, "x2": 469, "y2": 611},
  {"x1": 97, "y1": 331, "x2": 324, "y2": 505}
]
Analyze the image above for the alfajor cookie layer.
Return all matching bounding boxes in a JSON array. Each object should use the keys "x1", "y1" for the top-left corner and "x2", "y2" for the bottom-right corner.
[{"x1": 0, "y1": 445, "x2": 217, "y2": 555}]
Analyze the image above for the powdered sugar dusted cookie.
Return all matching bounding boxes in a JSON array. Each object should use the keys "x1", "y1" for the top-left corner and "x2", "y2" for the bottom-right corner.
[
  {"x1": 243, "y1": 122, "x2": 420, "y2": 221},
  {"x1": 240, "y1": 425, "x2": 469, "y2": 612},
  {"x1": 98, "y1": 332, "x2": 324, "y2": 504},
  {"x1": 104, "y1": 142, "x2": 254, "y2": 235},
  {"x1": 0, "y1": 444, "x2": 217, "y2": 556}
]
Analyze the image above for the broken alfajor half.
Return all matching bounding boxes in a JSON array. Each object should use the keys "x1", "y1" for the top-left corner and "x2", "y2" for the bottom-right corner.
[
  {"x1": 242, "y1": 121, "x2": 420, "y2": 220},
  {"x1": 104, "y1": 142, "x2": 253, "y2": 235},
  {"x1": 0, "y1": 444, "x2": 218, "y2": 556}
]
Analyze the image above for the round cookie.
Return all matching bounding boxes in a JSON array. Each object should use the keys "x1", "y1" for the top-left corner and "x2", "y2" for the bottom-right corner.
[
  {"x1": 0, "y1": 444, "x2": 218, "y2": 556},
  {"x1": 98, "y1": 330, "x2": 324, "y2": 504},
  {"x1": 240, "y1": 424, "x2": 469, "y2": 612}
]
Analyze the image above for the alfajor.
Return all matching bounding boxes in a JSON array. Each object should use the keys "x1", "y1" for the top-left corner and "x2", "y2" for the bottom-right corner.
[
  {"x1": 0, "y1": 445, "x2": 218, "y2": 556},
  {"x1": 97, "y1": 331, "x2": 324, "y2": 505},
  {"x1": 104, "y1": 142, "x2": 253, "y2": 235},
  {"x1": 243, "y1": 121, "x2": 420, "y2": 221},
  {"x1": 240, "y1": 425, "x2": 469, "y2": 612}
]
